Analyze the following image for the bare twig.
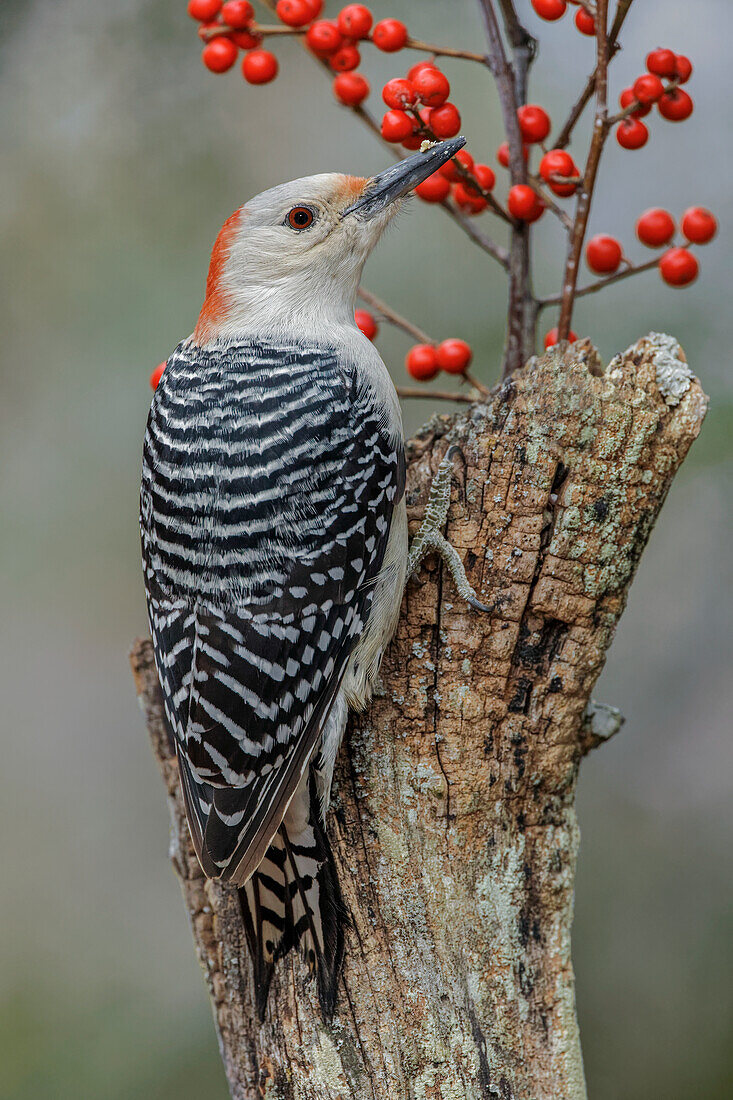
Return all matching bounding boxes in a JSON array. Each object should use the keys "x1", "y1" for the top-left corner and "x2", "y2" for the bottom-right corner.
[
  {"x1": 476, "y1": 0, "x2": 534, "y2": 377},
  {"x1": 528, "y1": 175, "x2": 574, "y2": 232},
  {"x1": 440, "y1": 205, "x2": 510, "y2": 268},
  {"x1": 539, "y1": 256, "x2": 660, "y2": 309},
  {"x1": 403, "y1": 37, "x2": 489, "y2": 64},
  {"x1": 396, "y1": 386, "x2": 476, "y2": 403},
  {"x1": 357, "y1": 286, "x2": 432, "y2": 345},
  {"x1": 554, "y1": 0, "x2": 634, "y2": 149},
  {"x1": 496, "y1": 0, "x2": 537, "y2": 103},
  {"x1": 557, "y1": 0, "x2": 610, "y2": 340}
]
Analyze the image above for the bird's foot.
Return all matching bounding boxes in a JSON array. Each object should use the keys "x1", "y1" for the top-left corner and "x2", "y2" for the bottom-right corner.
[{"x1": 407, "y1": 446, "x2": 495, "y2": 613}]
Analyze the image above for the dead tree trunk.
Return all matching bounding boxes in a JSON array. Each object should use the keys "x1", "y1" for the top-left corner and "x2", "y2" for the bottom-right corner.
[{"x1": 131, "y1": 335, "x2": 706, "y2": 1100}]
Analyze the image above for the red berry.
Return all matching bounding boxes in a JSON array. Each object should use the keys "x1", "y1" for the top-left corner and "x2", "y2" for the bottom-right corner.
[
  {"x1": 674, "y1": 55, "x2": 693, "y2": 83},
  {"x1": 436, "y1": 339, "x2": 473, "y2": 375},
  {"x1": 372, "y1": 18, "x2": 408, "y2": 52},
  {"x1": 188, "y1": 0, "x2": 222, "y2": 21},
  {"x1": 355, "y1": 309, "x2": 378, "y2": 340},
  {"x1": 585, "y1": 234, "x2": 623, "y2": 274},
  {"x1": 497, "y1": 142, "x2": 529, "y2": 168},
  {"x1": 407, "y1": 60, "x2": 437, "y2": 81},
  {"x1": 221, "y1": 0, "x2": 253, "y2": 26},
  {"x1": 473, "y1": 164, "x2": 496, "y2": 192},
  {"x1": 402, "y1": 132, "x2": 423, "y2": 150},
  {"x1": 242, "y1": 49, "x2": 279, "y2": 83},
  {"x1": 330, "y1": 44, "x2": 360, "y2": 71},
  {"x1": 382, "y1": 78, "x2": 415, "y2": 109},
  {"x1": 507, "y1": 184, "x2": 544, "y2": 222},
  {"x1": 414, "y1": 172, "x2": 451, "y2": 203},
  {"x1": 231, "y1": 28, "x2": 262, "y2": 48},
  {"x1": 517, "y1": 104, "x2": 551, "y2": 143},
  {"x1": 306, "y1": 20, "x2": 343, "y2": 55},
  {"x1": 632, "y1": 73, "x2": 664, "y2": 105},
  {"x1": 544, "y1": 327, "x2": 577, "y2": 349},
  {"x1": 202, "y1": 37, "x2": 239, "y2": 72},
  {"x1": 616, "y1": 118, "x2": 649, "y2": 149},
  {"x1": 453, "y1": 184, "x2": 488, "y2": 214},
  {"x1": 619, "y1": 87, "x2": 651, "y2": 119},
  {"x1": 659, "y1": 247, "x2": 698, "y2": 286},
  {"x1": 531, "y1": 0, "x2": 566, "y2": 19},
  {"x1": 303, "y1": 0, "x2": 324, "y2": 16},
  {"x1": 406, "y1": 344, "x2": 439, "y2": 381},
  {"x1": 539, "y1": 149, "x2": 578, "y2": 196},
  {"x1": 150, "y1": 362, "x2": 166, "y2": 389},
  {"x1": 381, "y1": 109, "x2": 413, "y2": 142},
  {"x1": 539, "y1": 148, "x2": 574, "y2": 180},
  {"x1": 333, "y1": 71, "x2": 369, "y2": 105},
  {"x1": 574, "y1": 9, "x2": 595, "y2": 35},
  {"x1": 439, "y1": 149, "x2": 474, "y2": 182},
  {"x1": 337, "y1": 4, "x2": 372, "y2": 38},
  {"x1": 276, "y1": 0, "x2": 313, "y2": 26},
  {"x1": 412, "y1": 67, "x2": 450, "y2": 108},
  {"x1": 459, "y1": 163, "x2": 496, "y2": 196},
  {"x1": 681, "y1": 206, "x2": 717, "y2": 245},
  {"x1": 646, "y1": 48, "x2": 677, "y2": 78},
  {"x1": 636, "y1": 208, "x2": 675, "y2": 247},
  {"x1": 429, "y1": 102, "x2": 461, "y2": 138},
  {"x1": 658, "y1": 89, "x2": 693, "y2": 121}
]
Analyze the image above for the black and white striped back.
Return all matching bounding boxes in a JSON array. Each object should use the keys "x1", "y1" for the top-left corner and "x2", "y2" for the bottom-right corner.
[{"x1": 140, "y1": 337, "x2": 403, "y2": 1016}]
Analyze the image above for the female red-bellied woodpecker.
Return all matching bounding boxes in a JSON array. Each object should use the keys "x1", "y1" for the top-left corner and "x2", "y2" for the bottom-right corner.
[{"x1": 140, "y1": 137, "x2": 487, "y2": 1019}]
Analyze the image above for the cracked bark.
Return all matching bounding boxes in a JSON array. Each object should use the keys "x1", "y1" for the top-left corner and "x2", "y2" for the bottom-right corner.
[{"x1": 130, "y1": 335, "x2": 707, "y2": 1100}]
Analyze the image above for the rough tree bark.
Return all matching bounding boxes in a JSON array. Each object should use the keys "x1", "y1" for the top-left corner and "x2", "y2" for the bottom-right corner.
[{"x1": 131, "y1": 334, "x2": 706, "y2": 1100}]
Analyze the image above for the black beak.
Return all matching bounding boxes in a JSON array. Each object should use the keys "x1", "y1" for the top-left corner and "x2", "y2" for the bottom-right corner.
[{"x1": 342, "y1": 136, "x2": 467, "y2": 219}]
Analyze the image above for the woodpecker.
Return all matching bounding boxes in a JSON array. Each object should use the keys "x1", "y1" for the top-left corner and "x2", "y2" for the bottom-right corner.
[{"x1": 140, "y1": 137, "x2": 477, "y2": 1019}]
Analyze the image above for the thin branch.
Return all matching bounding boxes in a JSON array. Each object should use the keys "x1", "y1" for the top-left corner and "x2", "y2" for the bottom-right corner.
[
  {"x1": 554, "y1": 0, "x2": 634, "y2": 149},
  {"x1": 476, "y1": 0, "x2": 533, "y2": 377},
  {"x1": 496, "y1": 0, "x2": 537, "y2": 103},
  {"x1": 528, "y1": 175, "x2": 574, "y2": 232},
  {"x1": 358, "y1": 286, "x2": 492, "y2": 398},
  {"x1": 557, "y1": 0, "x2": 609, "y2": 340},
  {"x1": 403, "y1": 37, "x2": 489, "y2": 65},
  {"x1": 396, "y1": 386, "x2": 476, "y2": 403},
  {"x1": 440, "y1": 204, "x2": 510, "y2": 268},
  {"x1": 358, "y1": 286, "x2": 432, "y2": 345},
  {"x1": 538, "y1": 256, "x2": 660, "y2": 309}
]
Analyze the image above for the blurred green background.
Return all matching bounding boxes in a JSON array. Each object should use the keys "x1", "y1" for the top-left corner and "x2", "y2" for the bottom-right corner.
[{"x1": 1, "y1": 1, "x2": 731, "y2": 1097}]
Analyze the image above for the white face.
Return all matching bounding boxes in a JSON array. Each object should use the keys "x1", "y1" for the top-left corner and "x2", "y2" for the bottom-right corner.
[{"x1": 199, "y1": 173, "x2": 402, "y2": 342}]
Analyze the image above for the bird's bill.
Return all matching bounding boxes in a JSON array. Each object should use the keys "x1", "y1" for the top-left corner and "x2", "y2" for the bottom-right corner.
[{"x1": 342, "y1": 136, "x2": 467, "y2": 219}]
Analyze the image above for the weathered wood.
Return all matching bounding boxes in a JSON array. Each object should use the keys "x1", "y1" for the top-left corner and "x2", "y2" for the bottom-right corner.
[{"x1": 131, "y1": 334, "x2": 706, "y2": 1100}]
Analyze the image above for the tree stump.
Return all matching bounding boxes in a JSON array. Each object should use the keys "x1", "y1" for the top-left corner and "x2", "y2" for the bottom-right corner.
[{"x1": 131, "y1": 334, "x2": 706, "y2": 1100}]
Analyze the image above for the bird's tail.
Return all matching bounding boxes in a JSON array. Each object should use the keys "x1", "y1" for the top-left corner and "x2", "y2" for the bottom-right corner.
[{"x1": 238, "y1": 769, "x2": 346, "y2": 1022}]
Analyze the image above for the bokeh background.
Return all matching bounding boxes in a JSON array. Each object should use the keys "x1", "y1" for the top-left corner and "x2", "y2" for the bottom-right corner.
[{"x1": 2, "y1": 1, "x2": 731, "y2": 1096}]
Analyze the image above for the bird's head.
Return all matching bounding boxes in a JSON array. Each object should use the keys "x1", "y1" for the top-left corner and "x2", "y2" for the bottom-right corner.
[{"x1": 192, "y1": 137, "x2": 465, "y2": 344}]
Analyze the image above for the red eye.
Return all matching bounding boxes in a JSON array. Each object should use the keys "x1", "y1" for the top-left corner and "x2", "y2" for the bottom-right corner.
[{"x1": 287, "y1": 206, "x2": 314, "y2": 229}]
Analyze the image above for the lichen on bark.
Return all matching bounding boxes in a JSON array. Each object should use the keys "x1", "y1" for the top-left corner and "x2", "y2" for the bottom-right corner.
[{"x1": 131, "y1": 334, "x2": 706, "y2": 1100}]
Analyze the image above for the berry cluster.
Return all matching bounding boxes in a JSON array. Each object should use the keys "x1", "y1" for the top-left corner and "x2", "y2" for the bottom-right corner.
[
  {"x1": 175, "y1": 3, "x2": 718, "y2": 390},
  {"x1": 583, "y1": 206, "x2": 716, "y2": 287},
  {"x1": 405, "y1": 339, "x2": 473, "y2": 382},
  {"x1": 354, "y1": 309, "x2": 475, "y2": 385},
  {"x1": 188, "y1": 1, "x2": 412, "y2": 97},
  {"x1": 615, "y1": 48, "x2": 693, "y2": 149}
]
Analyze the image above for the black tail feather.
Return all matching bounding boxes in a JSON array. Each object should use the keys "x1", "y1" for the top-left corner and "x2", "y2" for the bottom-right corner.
[{"x1": 237, "y1": 768, "x2": 346, "y2": 1022}]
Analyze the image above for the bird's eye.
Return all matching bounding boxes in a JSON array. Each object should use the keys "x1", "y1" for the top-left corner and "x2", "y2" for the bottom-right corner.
[{"x1": 287, "y1": 206, "x2": 315, "y2": 230}]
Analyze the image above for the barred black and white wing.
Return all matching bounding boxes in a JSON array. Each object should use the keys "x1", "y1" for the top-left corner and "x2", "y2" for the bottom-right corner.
[{"x1": 140, "y1": 338, "x2": 402, "y2": 1013}]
